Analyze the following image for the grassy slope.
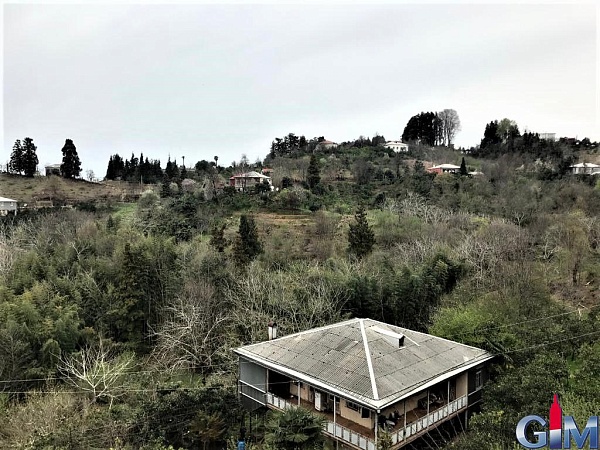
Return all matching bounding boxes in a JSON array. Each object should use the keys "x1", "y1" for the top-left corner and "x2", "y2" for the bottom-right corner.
[{"x1": 0, "y1": 174, "x2": 145, "y2": 204}]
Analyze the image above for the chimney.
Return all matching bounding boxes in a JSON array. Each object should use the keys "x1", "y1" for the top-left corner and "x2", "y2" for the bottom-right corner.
[
  {"x1": 398, "y1": 334, "x2": 405, "y2": 347},
  {"x1": 268, "y1": 320, "x2": 278, "y2": 340}
]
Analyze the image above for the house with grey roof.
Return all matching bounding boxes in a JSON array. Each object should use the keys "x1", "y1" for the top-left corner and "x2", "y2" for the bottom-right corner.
[
  {"x1": 229, "y1": 171, "x2": 272, "y2": 192},
  {"x1": 234, "y1": 318, "x2": 493, "y2": 450},
  {"x1": 0, "y1": 196, "x2": 18, "y2": 215}
]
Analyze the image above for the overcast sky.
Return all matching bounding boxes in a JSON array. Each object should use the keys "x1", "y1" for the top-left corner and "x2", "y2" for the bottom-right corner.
[{"x1": 2, "y1": 2, "x2": 598, "y2": 178}]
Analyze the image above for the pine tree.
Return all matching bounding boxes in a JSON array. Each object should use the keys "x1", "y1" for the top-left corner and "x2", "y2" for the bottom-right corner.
[
  {"x1": 21, "y1": 137, "x2": 39, "y2": 177},
  {"x1": 9, "y1": 139, "x2": 23, "y2": 174},
  {"x1": 60, "y1": 139, "x2": 82, "y2": 179},
  {"x1": 348, "y1": 206, "x2": 375, "y2": 259},
  {"x1": 307, "y1": 153, "x2": 321, "y2": 190},
  {"x1": 460, "y1": 157, "x2": 468, "y2": 176},
  {"x1": 233, "y1": 215, "x2": 262, "y2": 266}
]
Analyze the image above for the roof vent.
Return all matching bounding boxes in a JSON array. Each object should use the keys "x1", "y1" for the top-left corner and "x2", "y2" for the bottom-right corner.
[{"x1": 371, "y1": 325, "x2": 407, "y2": 348}]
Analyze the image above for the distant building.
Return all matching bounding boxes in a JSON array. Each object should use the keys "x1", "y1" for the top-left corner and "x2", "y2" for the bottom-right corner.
[
  {"x1": 230, "y1": 171, "x2": 273, "y2": 191},
  {"x1": 427, "y1": 164, "x2": 461, "y2": 174},
  {"x1": 261, "y1": 167, "x2": 274, "y2": 176},
  {"x1": 539, "y1": 133, "x2": 556, "y2": 141},
  {"x1": 570, "y1": 162, "x2": 600, "y2": 175},
  {"x1": 317, "y1": 140, "x2": 338, "y2": 151},
  {"x1": 45, "y1": 164, "x2": 62, "y2": 176},
  {"x1": 385, "y1": 141, "x2": 409, "y2": 153},
  {"x1": 0, "y1": 196, "x2": 18, "y2": 215}
]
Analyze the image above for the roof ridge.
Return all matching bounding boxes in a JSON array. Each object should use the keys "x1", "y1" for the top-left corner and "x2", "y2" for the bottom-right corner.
[{"x1": 359, "y1": 319, "x2": 379, "y2": 400}]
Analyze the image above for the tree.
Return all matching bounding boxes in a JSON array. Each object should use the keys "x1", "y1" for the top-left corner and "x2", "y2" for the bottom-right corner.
[
  {"x1": 21, "y1": 137, "x2": 38, "y2": 177},
  {"x1": 264, "y1": 407, "x2": 326, "y2": 450},
  {"x1": 402, "y1": 112, "x2": 441, "y2": 146},
  {"x1": 497, "y1": 118, "x2": 520, "y2": 143},
  {"x1": 151, "y1": 281, "x2": 230, "y2": 370},
  {"x1": 348, "y1": 206, "x2": 375, "y2": 259},
  {"x1": 59, "y1": 338, "x2": 134, "y2": 408},
  {"x1": 9, "y1": 139, "x2": 24, "y2": 174},
  {"x1": 233, "y1": 215, "x2": 262, "y2": 266},
  {"x1": 438, "y1": 108, "x2": 461, "y2": 147},
  {"x1": 60, "y1": 139, "x2": 82, "y2": 179},
  {"x1": 190, "y1": 411, "x2": 226, "y2": 450},
  {"x1": 209, "y1": 224, "x2": 228, "y2": 253},
  {"x1": 85, "y1": 169, "x2": 95, "y2": 181},
  {"x1": 480, "y1": 121, "x2": 501, "y2": 149},
  {"x1": 306, "y1": 153, "x2": 321, "y2": 190},
  {"x1": 460, "y1": 157, "x2": 468, "y2": 176}
]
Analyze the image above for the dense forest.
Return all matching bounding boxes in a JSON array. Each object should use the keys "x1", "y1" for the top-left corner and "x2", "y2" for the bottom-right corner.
[{"x1": 1, "y1": 123, "x2": 600, "y2": 449}]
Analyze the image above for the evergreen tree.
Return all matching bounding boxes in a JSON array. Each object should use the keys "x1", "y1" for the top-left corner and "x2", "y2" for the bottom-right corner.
[
  {"x1": 348, "y1": 206, "x2": 375, "y2": 259},
  {"x1": 460, "y1": 157, "x2": 468, "y2": 176},
  {"x1": 111, "y1": 243, "x2": 150, "y2": 345},
  {"x1": 9, "y1": 139, "x2": 23, "y2": 174},
  {"x1": 106, "y1": 156, "x2": 115, "y2": 180},
  {"x1": 307, "y1": 153, "x2": 321, "y2": 190},
  {"x1": 21, "y1": 137, "x2": 39, "y2": 177},
  {"x1": 60, "y1": 139, "x2": 81, "y2": 179},
  {"x1": 160, "y1": 178, "x2": 171, "y2": 198},
  {"x1": 233, "y1": 215, "x2": 262, "y2": 266},
  {"x1": 209, "y1": 224, "x2": 228, "y2": 253}
]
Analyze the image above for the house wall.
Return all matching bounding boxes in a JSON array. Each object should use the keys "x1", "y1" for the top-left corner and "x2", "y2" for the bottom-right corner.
[
  {"x1": 0, "y1": 201, "x2": 17, "y2": 210},
  {"x1": 456, "y1": 372, "x2": 468, "y2": 398},
  {"x1": 339, "y1": 399, "x2": 372, "y2": 429}
]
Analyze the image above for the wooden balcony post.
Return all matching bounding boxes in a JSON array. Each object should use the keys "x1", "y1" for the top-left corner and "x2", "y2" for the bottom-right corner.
[
  {"x1": 333, "y1": 396, "x2": 338, "y2": 450},
  {"x1": 298, "y1": 381, "x2": 301, "y2": 406}
]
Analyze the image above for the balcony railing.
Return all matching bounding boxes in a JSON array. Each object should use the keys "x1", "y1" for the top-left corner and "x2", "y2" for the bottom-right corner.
[
  {"x1": 265, "y1": 392, "x2": 467, "y2": 450},
  {"x1": 390, "y1": 395, "x2": 468, "y2": 445}
]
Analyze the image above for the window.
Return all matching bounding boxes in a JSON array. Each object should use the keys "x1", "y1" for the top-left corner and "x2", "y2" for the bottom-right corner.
[
  {"x1": 475, "y1": 370, "x2": 483, "y2": 391},
  {"x1": 346, "y1": 400, "x2": 360, "y2": 412}
]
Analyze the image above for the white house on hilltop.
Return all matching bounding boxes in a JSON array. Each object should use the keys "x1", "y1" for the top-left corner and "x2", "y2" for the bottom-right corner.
[{"x1": 384, "y1": 141, "x2": 409, "y2": 153}]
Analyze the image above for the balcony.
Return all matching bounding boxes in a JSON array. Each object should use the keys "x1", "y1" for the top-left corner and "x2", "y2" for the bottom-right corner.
[{"x1": 265, "y1": 392, "x2": 468, "y2": 450}]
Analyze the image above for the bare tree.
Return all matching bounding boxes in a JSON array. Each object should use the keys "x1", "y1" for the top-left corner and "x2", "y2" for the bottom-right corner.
[
  {"x1": 438, "y1": 109, "x2": 461, "y2": 147},
  {"x1": 59, "y1": 338, "x2": 134, "y2": 408},
  {"x1": 85, "y1": 169, "x2": 95, "y2": 181},
  {"x1": 151, "y1": 281, "x2": 230, "y2": 372}
]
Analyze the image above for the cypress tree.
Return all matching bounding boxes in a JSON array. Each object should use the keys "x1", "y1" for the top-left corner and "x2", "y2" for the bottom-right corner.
[
  {"x1": 348, "y1": 206, "x2": 375, "y2": 259},
  {"x1": 22, "y1": 137, "x2": 39, "y2": 177},
  {"x1": 307, "y1": 153, "x2": 321, "y2": 190},
  {"x1": 9, "y1": 139, "x2": 24, "y2": 174},
  {"x1": 460, "y1": 157, "x2": 468, "y2": 176},
  {"x1": 60, "y1": 139, "x2": 82, "y2": 179},
  {"x1": 233, "y1": 215, "x2": 262, "y2": 266}
]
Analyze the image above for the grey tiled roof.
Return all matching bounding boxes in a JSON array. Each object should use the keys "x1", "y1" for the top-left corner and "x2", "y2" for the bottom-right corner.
[{"x1": 235, "y1": 318, "x2": 493, "y2": 409}]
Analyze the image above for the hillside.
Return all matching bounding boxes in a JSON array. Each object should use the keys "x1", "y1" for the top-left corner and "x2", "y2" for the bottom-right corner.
[
  {"x1": 0, "y1": 173, "x2": 148, "y2": 205},
  {"x1": 1, "y1": 141, "x2": 600, "y2": 450}
]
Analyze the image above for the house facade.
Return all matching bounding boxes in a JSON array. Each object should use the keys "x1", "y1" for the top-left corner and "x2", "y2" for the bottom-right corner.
[
  {"x1": 229, "y1": 171, "x2": 272, "y2": 191},
  {"x1": 317, "y1": 140, "x2": 338, "y2": 151},
  {"x1": 235, "y1": 318, "x2": 493, "y2": 450},
  {"x1": 0, "y1": 196, "x2": 18, "y2": 215},
  {"x1": 570, "y1": 162, "x2": 600, "y2": 175},
  {"x1": 45, "y1": 164, "x2": 62, "y2": 176},
  {"x1": 384, "y1": 141, "x2": 409, "y2": 153},
  {"x1": 427, "y1": 164, "x2": 461, "y2": 174}
]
